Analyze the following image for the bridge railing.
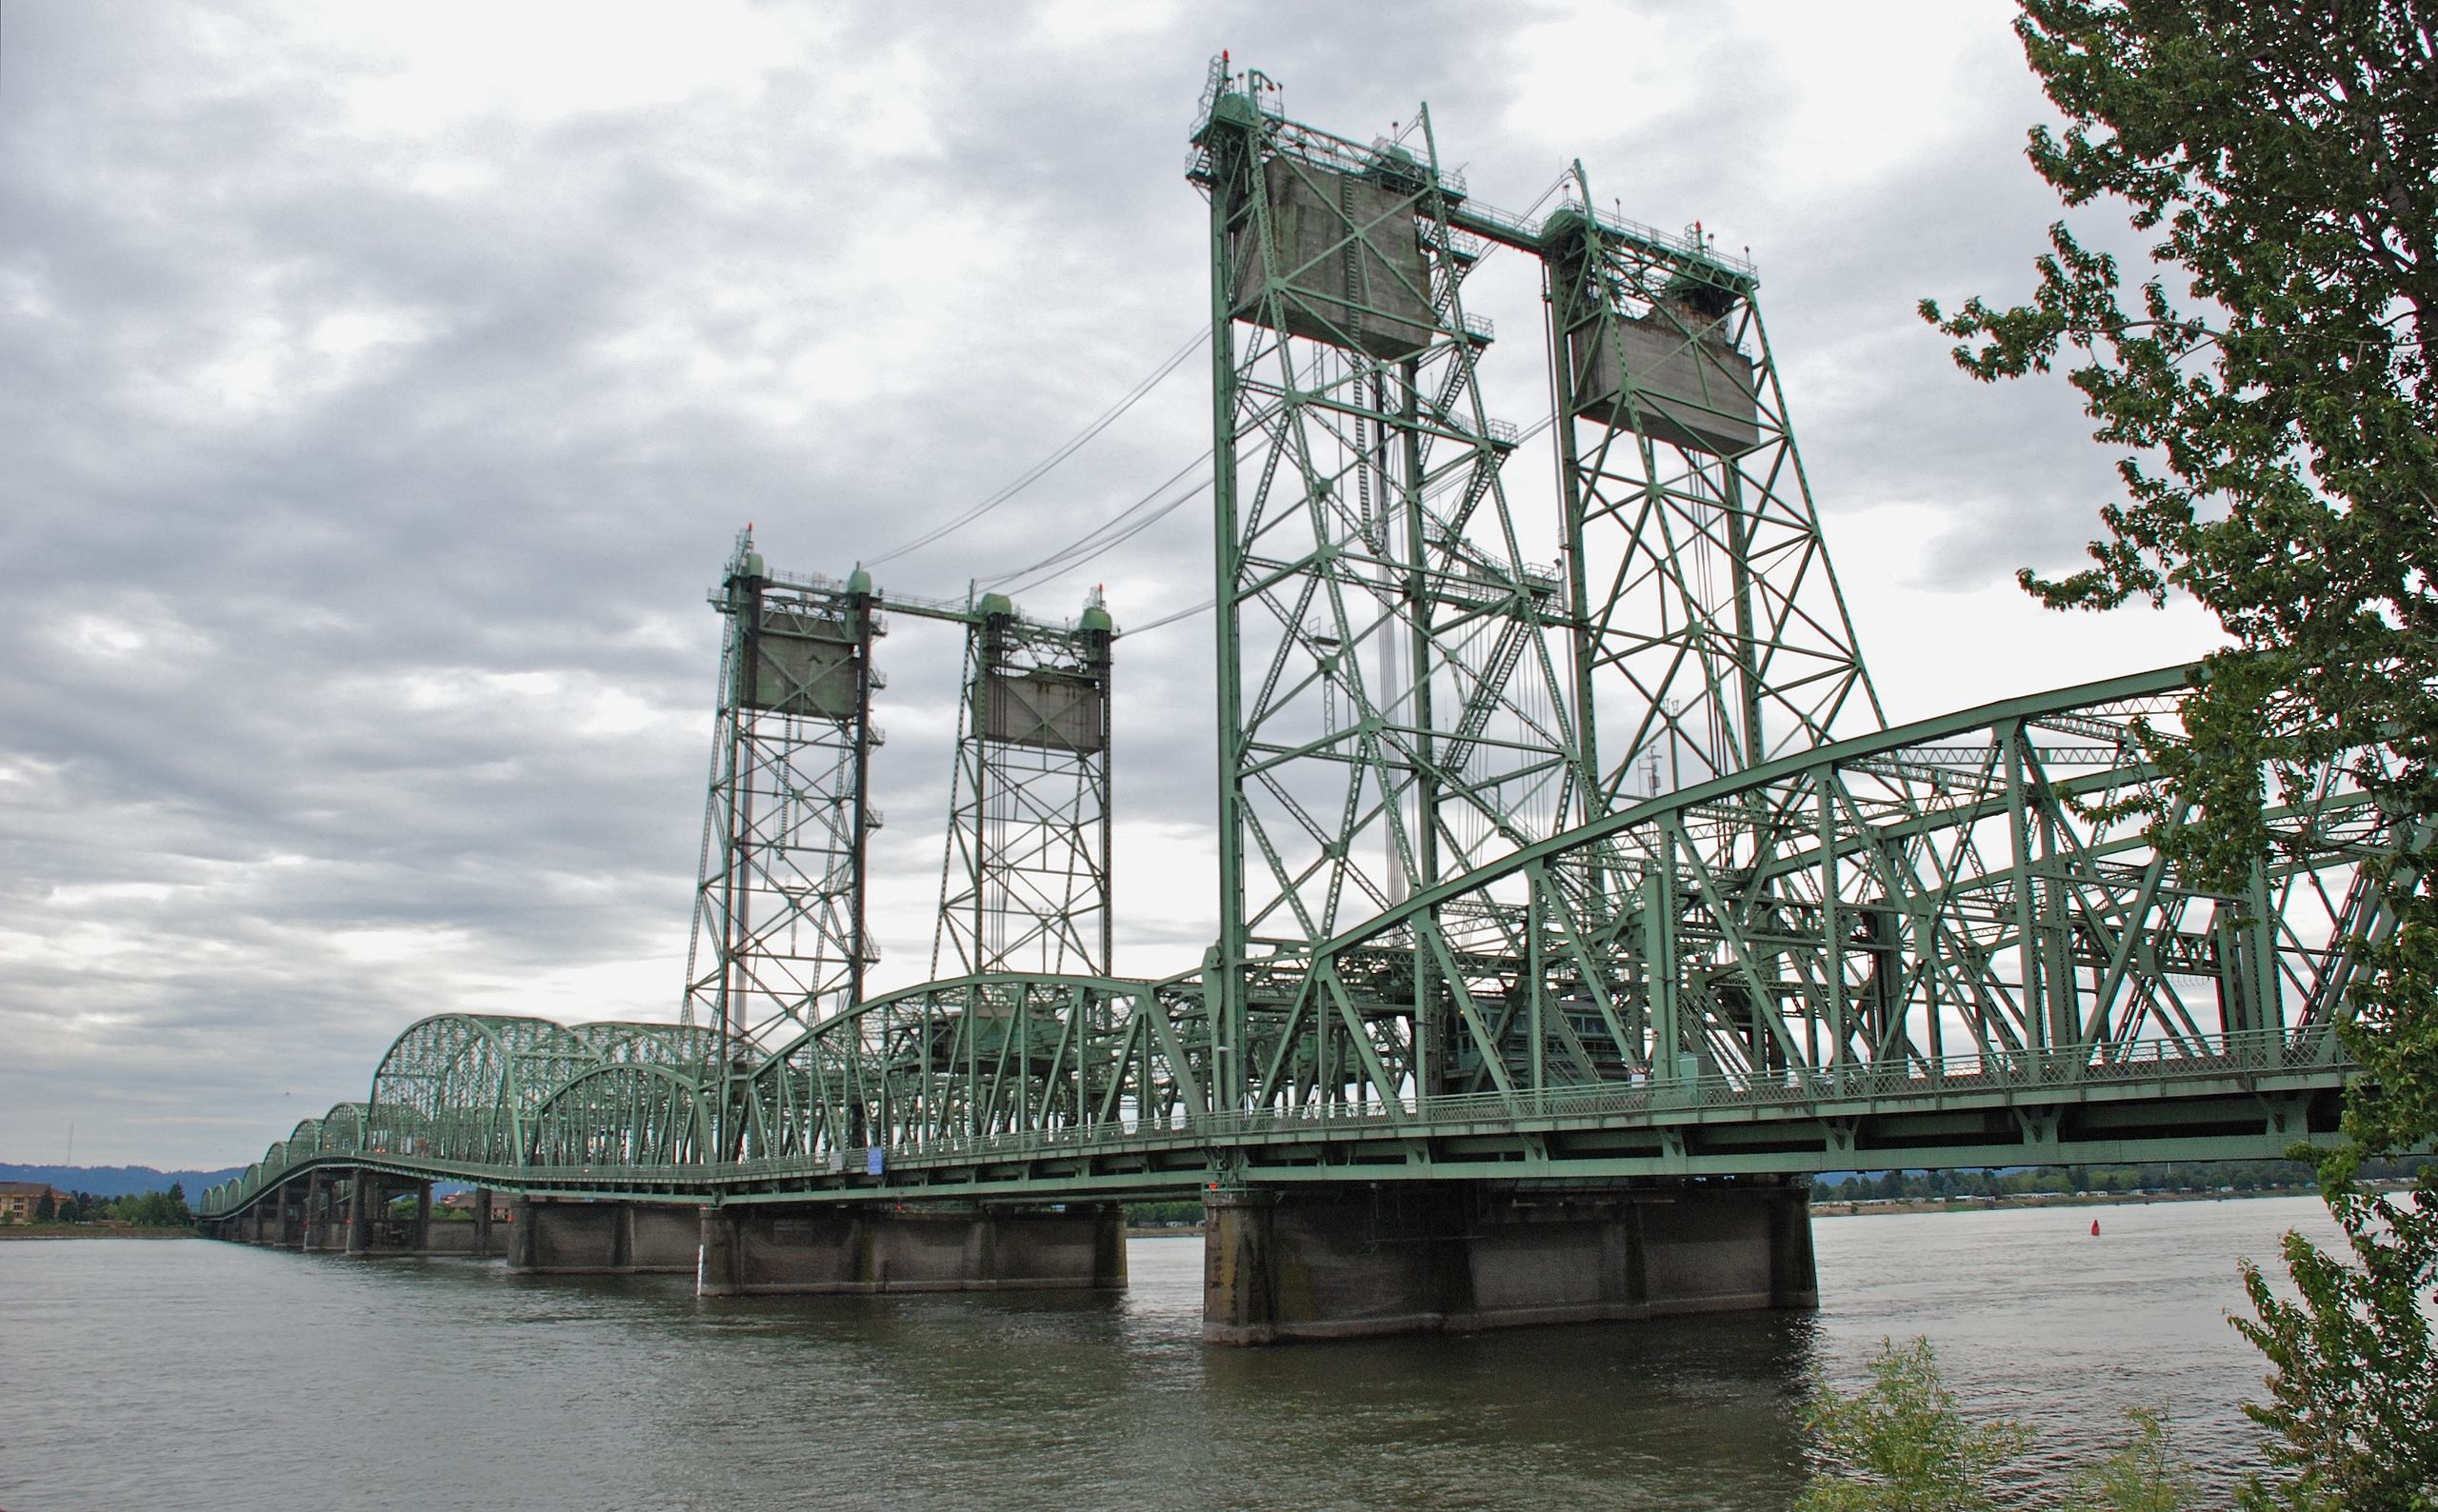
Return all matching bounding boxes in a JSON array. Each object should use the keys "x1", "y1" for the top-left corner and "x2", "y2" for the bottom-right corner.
[
  {"x1": 199, "y1": 1026, "x2": 2344, "y2": 1217},
  {"x1": 906, "y1": 1024, "x2": 2340, "y2": 1153},
  {"x1": 653, "y1": 1025, "x2": 2348, "y2": 1180}
]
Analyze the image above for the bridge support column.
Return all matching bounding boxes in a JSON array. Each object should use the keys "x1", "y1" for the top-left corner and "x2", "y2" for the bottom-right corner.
[
  {"x1": 1202, "y1": 1178, "x2": 1816, "y2": 1344},
  {"x1": 696, "y1": 1203, "x2": 1125, "y2": 1298},
  {"x1": 473, "y1": 1187, "x2": 494, "y2": 1258},
  {"x1": 345, "y1": 1174, "x2": 448, "y2": 1256},
  {"x1": 508, "y1": 1196, "x2": 536, "y2": 1270},
  {"x1": 1768, "y1": 1182, "x2": 1819, "y2": 1309},
  {"x1": 507, "y1": 1198, "x2": 700, "y2": 1275},
  {"x1": 345, "y1": 1172, "x2": 373, "y2": 1255},
  {"x1": 299, "y1": 1172, "x2": 327, "y2": 1251}
]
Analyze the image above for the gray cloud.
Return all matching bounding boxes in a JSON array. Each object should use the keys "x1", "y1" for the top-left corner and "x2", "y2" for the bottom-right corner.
[{"x1": 0, "y1": 2, "x2": 2182, "y2": 1167}]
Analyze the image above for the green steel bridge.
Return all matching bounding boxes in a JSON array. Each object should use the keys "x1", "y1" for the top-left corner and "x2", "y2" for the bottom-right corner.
[{"x1": 200, "y1": 61, "x2": 2400, "y2": 1342}]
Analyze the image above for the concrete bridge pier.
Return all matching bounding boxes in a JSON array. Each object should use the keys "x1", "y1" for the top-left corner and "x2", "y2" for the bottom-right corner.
[
  {"x1": 288, "y1": 1182, "x2": 309, "y2": 1247},
  {"x1": 339, "y1": 1170, "x2": 433, "y2": 1256},
  {"x1": 292, "y1": 1176, "x2": 314, "y2": 1249},
  {"x1": 695, "y1": 1202, "x2": 1127, "y2": 1297},
  {"x1": 506, "y1": 1197, "x2": 700, "y2": 1275},
  {"x1": 299, "y1": 1172, "x2": 350, "y2": 1252},
  {"x1": 1202, "y1": 1177, "x2": 1817, "y2": 1345}
]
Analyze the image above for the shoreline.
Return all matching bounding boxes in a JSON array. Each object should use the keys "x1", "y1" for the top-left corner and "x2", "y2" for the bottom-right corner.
[
  {"x1": 0, "y1": 1226, "x2": 198, "y2": 1242},
  {"x1": 1812, "y1": 1185, "x2": 2365, "y2": 1218}
]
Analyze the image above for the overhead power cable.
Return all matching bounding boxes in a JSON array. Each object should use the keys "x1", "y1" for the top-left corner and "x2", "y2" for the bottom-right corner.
[
  {"x1": 1117, "y1": 597, "x2": 1215, "y2": 638},
  {"x1": 864, "y1": 326, "x2": 1209, "y2": 568},
  {"x1": 987, "y1": 449, "x2": 1213, "y2": 597}
]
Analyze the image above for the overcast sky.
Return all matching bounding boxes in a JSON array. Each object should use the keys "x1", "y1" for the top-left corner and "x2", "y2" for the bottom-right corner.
[{"x1": 0, "y1": 2, "x2": 2224, "y2": 1169}]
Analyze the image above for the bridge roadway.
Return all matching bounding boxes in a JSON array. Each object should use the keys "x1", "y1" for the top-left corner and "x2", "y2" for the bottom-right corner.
[
  {"x1": 201, "y1": 1024, "x2": 2348, "y2": 1342},
  {"x1": 200, "y1": 668, "x2": 2384, "y2": 1342}
]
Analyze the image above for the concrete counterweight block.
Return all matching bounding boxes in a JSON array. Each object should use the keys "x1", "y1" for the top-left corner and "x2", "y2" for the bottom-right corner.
[
  {"x1": 695, "y1": 1203, "x2": 1127, "y2": 1298},
  {"x1": 1202, "y1": 1178, "x2": 1817, "y2": 1345}
]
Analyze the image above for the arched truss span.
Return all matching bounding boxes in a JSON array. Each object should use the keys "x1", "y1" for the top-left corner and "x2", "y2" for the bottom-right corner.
[
  {"x1": 1248, "y1": 664, "x2": 2401, "y2": 1111},
  {"x1": 364, "y1": 1013, "x2": 597, "y2": 1166},
  {"x1": 208, "y1": 1104, "x2": 367, "y2": 1214},
  {"x1": 202, "y1": 666, "x2": 2410, "y2": 1218},
  {"x1": 570, "y1": 1021, "x2": 742, "y2": 1068},
  {"x1": 732, "y1": 974, "x2": 1213, "y2": 1163},
  {"x1": 528, "y1": 1062, "x2": 714, "y2": 1168}
]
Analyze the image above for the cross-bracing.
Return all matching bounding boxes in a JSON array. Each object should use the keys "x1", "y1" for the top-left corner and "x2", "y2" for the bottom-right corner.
[{"x1": 203, "y1": 59, "x2": 2400, "y2": 1342}]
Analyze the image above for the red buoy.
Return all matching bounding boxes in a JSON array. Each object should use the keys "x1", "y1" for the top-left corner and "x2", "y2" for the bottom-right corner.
[{"x1": 2090, "y1": 1219, "x2": 2101, "y2": 1236}]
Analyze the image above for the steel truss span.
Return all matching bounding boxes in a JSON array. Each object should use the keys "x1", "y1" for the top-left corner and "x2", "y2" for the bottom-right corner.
[
  {"x1": 204, "y1": 60, "x2": 2398, "y2": 1234},
  {"x1": 204, "y1": 666, "x2": 2395, "y2": 1220}
]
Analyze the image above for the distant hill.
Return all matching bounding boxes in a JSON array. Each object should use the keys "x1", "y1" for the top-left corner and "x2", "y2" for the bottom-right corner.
[{"x1": 0, "y1": 1163, "x2": 245, "y2": 1198}]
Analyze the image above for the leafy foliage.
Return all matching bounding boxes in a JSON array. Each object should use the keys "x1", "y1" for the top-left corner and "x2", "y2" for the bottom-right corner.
[
  {"x1": 2232, "y1": 1183, "x2": 2438, "y2": 1511},
  {"x1": 1925, "y1": 5, "x2": 2438, "y2": 1505},
  {"x1": 1796, "y1": 1337, "x2": 2033, "y2": 1512},
  {"x1": 109, "y1": 1186, "x2": 192, "y2": 1227},
  {"x1": 1922, "y1": 0, "x2": 2438, "y2": 1154}
]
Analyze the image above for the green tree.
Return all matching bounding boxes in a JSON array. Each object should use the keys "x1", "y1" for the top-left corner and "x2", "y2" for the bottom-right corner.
[
  {"x1": 2231, "y1": 1182, "x2": 2438, "y2": 1510},
  {"x1": 1926, "y1": 4, "x2": 2438, "y2": 1505},
  {"x1": 1796, "y1": 1336, "x2": 2033, "y2": 1511},
  {"x1": 110, "y1": 1186, "x2": 194, "y2": 1227},
  {"x1": 35, "y1": 1189, "x2": 54, "y2": 1222},
  {"x1": 1925, "y1": 0, "x2": 2436, "y2": 1136}
]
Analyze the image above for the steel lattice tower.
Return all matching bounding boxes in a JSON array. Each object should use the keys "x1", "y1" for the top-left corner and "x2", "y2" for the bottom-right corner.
[
  {"x1": 1190, "y1": 64, "x2": 1595, "y2": 1105},
  {"x1": 1543, "y1": 166, "x2": 1881, "y2": 805},
  {"x1": 932, "y1": 591, "x2": 1115, "y2": 980},
  {"x1": 681, "y1": 529, "x2": 881, "y2": 1049}
]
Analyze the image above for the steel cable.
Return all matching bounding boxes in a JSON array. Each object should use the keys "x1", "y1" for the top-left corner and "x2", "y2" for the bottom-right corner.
[{"x1": 864, "y1": 325, "x2": 1209, "y2": 568}]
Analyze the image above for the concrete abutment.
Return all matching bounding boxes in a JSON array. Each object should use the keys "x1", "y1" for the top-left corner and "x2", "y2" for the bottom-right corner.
[{"x1": 1202, "y1": 1178, "x2": 1816, "y2": 1344}]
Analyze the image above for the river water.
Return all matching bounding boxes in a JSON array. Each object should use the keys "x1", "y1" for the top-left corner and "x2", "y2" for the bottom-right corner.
[{"x1": 0, "y1": 1197, "x2": 2341, "y2": 1511}]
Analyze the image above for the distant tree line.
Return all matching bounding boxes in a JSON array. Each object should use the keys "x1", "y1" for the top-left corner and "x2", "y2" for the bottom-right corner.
[
  {"x1": 1122, "y1": 1201, "x2": 1204, "y2": 1226},
  {"x1": 1811, "y1": 1160, "x2": 2428, "y2": 1206},
  {"x1": 2, "y1": 1183, "x2": 193, "y2": 1227}
]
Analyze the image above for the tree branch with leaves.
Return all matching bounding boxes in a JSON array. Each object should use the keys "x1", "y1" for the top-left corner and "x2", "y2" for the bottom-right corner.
[{"x1": 1923, "y1": 4, "x2": 2438, "y2": 1505}]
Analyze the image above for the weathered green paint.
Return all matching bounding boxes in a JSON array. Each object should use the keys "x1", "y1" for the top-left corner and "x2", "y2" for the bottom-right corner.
[{"x1": 206, "y1": 63, "x2": 2400, "y2": 1232}]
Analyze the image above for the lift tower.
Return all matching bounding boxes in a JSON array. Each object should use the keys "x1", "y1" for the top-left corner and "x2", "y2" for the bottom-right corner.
[
  {"x1": 1190, "y1": 62, "x2": 1594, "y2": 1108},
  {"x1": 1541, "y1": 171, "x2": 1879, "y2": 802},
  {"x1": 682, "y1": 531, "x2": 882, "y2": 1049},
  {"x1": 932, "y1": 591, "x2": 1116, "y2": 980}
]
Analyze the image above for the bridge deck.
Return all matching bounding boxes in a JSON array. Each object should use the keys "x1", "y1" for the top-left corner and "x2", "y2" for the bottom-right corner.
[{"x1": 204, "y1": 1030, "x2": 2344, "y2": 1219}]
